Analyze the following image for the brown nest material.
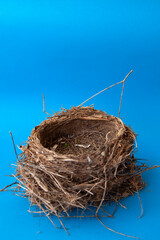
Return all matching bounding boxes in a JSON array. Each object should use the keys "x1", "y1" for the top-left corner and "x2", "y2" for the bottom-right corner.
[{"x1": 9, "y1": 106, "x2": 155, "y2": 231}]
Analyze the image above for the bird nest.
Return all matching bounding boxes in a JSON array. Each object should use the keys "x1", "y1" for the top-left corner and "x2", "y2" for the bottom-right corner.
[{"x1": 11, "y1": 106, "x2": 150, "y2": 232}]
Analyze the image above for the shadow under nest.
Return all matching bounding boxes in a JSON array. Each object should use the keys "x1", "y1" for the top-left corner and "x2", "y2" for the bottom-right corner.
[{"x1": 11, "y1": 106, "x2": 152, "y2": 233}]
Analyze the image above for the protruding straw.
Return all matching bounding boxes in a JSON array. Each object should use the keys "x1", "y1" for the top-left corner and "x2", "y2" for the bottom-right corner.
[
  {"x1": 0, "y1": 181, "x2": 17, "y2": 192},
  {"x1": 78, "y1": 70, "x2": 133, "y2": 115},
  {"x1": 137, "y1": 189, "x2": 143, "y2": 219},
  {"x1": 78, "y1": 80, "x2": 124, "y2": 107},
  {"x1": 43, "y1": 94, "x2": 52, "y2": 116},
  {"x1": 9, "y1": 131, "x2": 19, "y2": 161},
  {"x1": 43, "y1": 94, "x2": 45, "y2": 113},
  {"x1": 118, "y1": 70, "x2": 133, "y2": 118}
]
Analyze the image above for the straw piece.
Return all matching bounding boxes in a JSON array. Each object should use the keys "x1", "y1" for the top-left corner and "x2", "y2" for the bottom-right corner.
[
  {"x1": 79, "y1": 70, "x2": 133, "y2": 108},
  {"x1": 97, "y1": 216, "x2": 139, "y2": 239},
  {"x1": 118, "y1": 70, "x2": 133, "y2": 118}
]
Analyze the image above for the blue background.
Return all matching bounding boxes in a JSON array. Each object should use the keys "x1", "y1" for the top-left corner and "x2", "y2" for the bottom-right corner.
[{"x1": 0, "y1": 0, "x2": 160, "y2": 239}]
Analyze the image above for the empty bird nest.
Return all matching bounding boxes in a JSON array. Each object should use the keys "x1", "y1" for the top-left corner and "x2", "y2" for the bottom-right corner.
[
  {"x1": 1, "y1": 70, "x2": 158, "y2": 238},
  {"x1": 8, "y1": 106, "x2": 155, "y2": 235}
]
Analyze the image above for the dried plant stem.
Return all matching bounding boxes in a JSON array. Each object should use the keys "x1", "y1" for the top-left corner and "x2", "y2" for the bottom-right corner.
[
  {"x1": 118, "y1": 70, "x2": 133, "y2": 118},
  {"x1": 78, "y1": 80, "x2": 124, "y2": 107},
  {"x1": 9, "y1": 131, "x2": 19, "y2": 161},
  {"x1": 78, "y1": 70, "x2": 133, "y2": 107},
  {"x1": 118, "y1": 81, "x2": 125, "y2": 118},
  {"x1": 137, "y1": 190, "x2": 143, "y2": 219},
  {"x1": 100, "y1": 207, "x2": 114, "y2": 218},
  {"x1": 0, "y1": 181, "x2": 17, "y2": 192},
  {"x1": 38, "y1": 204, "x2": 58, "y2": 229},
  {"x1": 43, "y1": 94, "x2": 52, "y2": 116},
  {"x1": 96, "y1": 216, "x2": 139, "y2": 239},
  {"x1": 63, "y1": 214, "x2": 111, "y2": 218},
  {"x1": 56, "y1": 214, "x2": 69, "y2": 235},
  {"x1": 96, "y1": 172, "x2": 107, "y2": 216}
]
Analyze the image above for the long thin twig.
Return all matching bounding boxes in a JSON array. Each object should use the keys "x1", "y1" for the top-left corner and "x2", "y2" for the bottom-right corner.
[
  {"x1": 118, "y1": 81, "x2": 125, "y2": 117},
  {"x1": 43, "y1": 94, "x2": 52, "y2": 117},
  {"x1": 62, "y1": 214, "x2": 111, "y2": 218},
  {"x1": 56, "y1": 214, "x2": 69, "y2": 235},
  {"x1": 78, "y1": 80, "x2": 124, "y2": 107},
  {"x1": 118, "y1": 70, "x2": 133, "y2": 118},
  {"x1": 36, "y1": 202, "x2": 58, "y2": 229},
  {"x1": 137, "y1": 190, "x2": 143, "y2": 218},
  {"x1": 96, "y1": 216, "x2": 139, "y2": 239},
  {"x1": 111, "y1": 203, "x2": 118, "y2": 217},
  {"x1": 0, "y1": 181, "x2": 17, "y2": 192},
  {"x1": 9, "y1": 131, "x2": 19, "y2": 161},
  {"x1": 78, "y1": 70, "x2": 133, "y2": 107},
  {"x1": 100, "y1": 207, "x2": 114, "y2": 218},
  {"x1": 96, "y1": 172, "x2": 107, "y2": 216}
]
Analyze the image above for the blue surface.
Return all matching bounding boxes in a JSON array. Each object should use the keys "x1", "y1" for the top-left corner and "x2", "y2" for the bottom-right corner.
[{"x1": 0, "y1": 1, "x2": 160, "y2": 239}]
